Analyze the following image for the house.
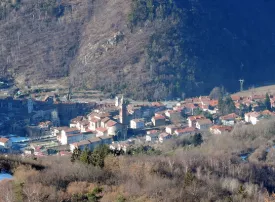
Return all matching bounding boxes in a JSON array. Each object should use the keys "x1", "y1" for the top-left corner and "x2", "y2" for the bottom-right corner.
[
  {"x1": 70, "y1": 136, "x2": 113, "y2": 152},
  {"x1": 210, "y1": 125, "x2": 233, "y2": 135},
  {"x1": 70, "y1": 137, "x2": 101, "y2": 152},
  {"x1": 151, "y1": 115, "x2": 166, "y2": 127},
  {"x1": 219, "y1": 113, "x2": 239, "y2": 126},
  {"x1": 130, "y1": 119, "x2": 145, "y2": 129},
  {"x1": 38, "y1": 121, "x2": 52, "y2": 129},
  {"x1": 196, "y1": 119, "x2": 213, "y2": 130},
  {"x1": 0, "y1": 137, "x2": 11, "y2": 148},
  {"x1": 165, "y1": 110, "x2": 181, "y2": 119},
  {"x1": 183, "y1": 103, "x2": 197, "y2": 115},
  {"x1": 89, "y1": 118, "x2": 101, "y2": 131},
  {"x1": 146, "y1": 130, "x2": 160, "y2": 142},
  {"x1": 175, "y1": 127, "x2": 196, "y2": 136},
  {"x1": 60, "y1": 128, "x2": 81, "y2": 145},
  {"x1": 110, "y1": 141, "x2": 130, "y2": 153},
  {"x1": 187, "y1": 115, "x2": 205, "y2": 127},
  {"x1": 165, "y1": 125, "x2": 178, "y2": 135},
  {"x1": 70, "y1": 116, "x2": 85, "y2": 128},
  {"x1": 100, "y1": 117, "x2": 110, "y2": 128},
  {"x1": 106, "y1": 120, "x2": 121, "y2": 136},
  {"x1": 79, "y1": 120, "x2": 90, "y2": 132},
  {"x1": 245, "y1": 112, "x2": 261, "y2": 125},
  {"x1": 61, "y1": 132, "x2": 83, "y2": 145},
  {"x1": 159, "y1": 132, "x2": 172, "y2": 143},
  {"x1": 231, "y1": 95, "x2": 241, "y2": 102},
  {"x1": 96, "y1": 127, "x2": 108, "y2": 137},
  {"x1": 270, "y1": 98, "x2": 275, "y2": 109},
  {"x1": 250, "y1": 94, "x2": 266, "y2": 102}
]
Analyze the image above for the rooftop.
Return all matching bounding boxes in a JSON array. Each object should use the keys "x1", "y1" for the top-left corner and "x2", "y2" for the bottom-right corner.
[{"x1": 0, "y1": 137, "x2": 9, "y2": 143}]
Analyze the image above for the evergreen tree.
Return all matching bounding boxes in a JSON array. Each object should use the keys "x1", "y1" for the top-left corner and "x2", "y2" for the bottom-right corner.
[
  {"x1": 71, "y1": 148, "x2": 81, "y2": 163},
  {"x1": 79, "y1": 147, "x2": 90, "y2": 164},
  {"x1": 264, "y1": 93, "x2": 271, "y2": 110},
  {"x1": 218, "y1": 96, "x2": 236, "y2": 115},
  {"x1": 90, "y1": 145, "x2": 110, "y2": 168},
  {"x1": 192, "y1": 133, "x2": 203, "y2": 146}
]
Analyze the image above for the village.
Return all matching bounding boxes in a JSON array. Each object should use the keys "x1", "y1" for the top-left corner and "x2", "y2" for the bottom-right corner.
[{"x1": 1, "y1": 89, "x2": 275, "y2": 157}]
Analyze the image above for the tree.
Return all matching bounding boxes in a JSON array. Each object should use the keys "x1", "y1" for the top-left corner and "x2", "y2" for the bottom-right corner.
[
  {"x1": 192, "y1": 133, "x2": 203, "y2": 146},
  {"x1": 218, "y1": 96, "x2": 236, "y2": 115},
  {"x1": 71, "y1": 148, "x2": 81, "y2": 162},
  {"x1": 264, "y1": 93, "x2": 271, "y2": 111},
  {"x1": 90, "y1": 145, "x2": 110, "y2": 168},
  {"x1": 209, "y1": 86, "x2": 225, "y2": 100},
  {"x1": 79, "y1": 147, "x2": 91, "y2": 164}
]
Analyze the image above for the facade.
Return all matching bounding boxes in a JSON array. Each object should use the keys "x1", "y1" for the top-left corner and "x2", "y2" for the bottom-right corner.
[
  {"x1": 245, "y1": 112, "x2": 261, "y2": 125},
  {"x1": 175, "y1": 127, "x2": 196, "y2": 136},
  {"x1": 188, "y1": 115, "x2": 205, "y2": 127},
  {"x1": 151, "y1": 115, "x2": 166, "y2": 127},
  {"x1": 70, "y1": 136, "x2": 112, "y2": 152},
  {"x1": 130, "y1": 119, "x2": 145, "y2": 129},
  {"x1": 106, "y1": 120, "x2": 121, "y2": 136},
  {"x1": 219, "y1": 113, "x2": 239, "y2": 126},
  {"x1": 89, "y1": 118, "x2": 101, "y2": 131},
  {"x1": 196, "y1": 119, "x2": 213, "y2": 130},
  {"x1": 165, "y1": 125, "x2": 178, "y2": 135},
  {"x1": 60, "y1": 128, "x2": 81, "y2": 145},
  {"x1": 96, "y1": 127, "x2": 108, "y2": 137}
]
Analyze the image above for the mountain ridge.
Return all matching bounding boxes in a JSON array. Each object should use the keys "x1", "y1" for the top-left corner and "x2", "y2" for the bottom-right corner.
[{"x1": 1, "y1": 0, "x2": 275, "y2": 100}]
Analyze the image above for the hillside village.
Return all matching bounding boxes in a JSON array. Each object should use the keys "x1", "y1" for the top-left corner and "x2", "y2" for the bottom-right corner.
[{"x1": 1, "y1": 91, "x2": 275, "y2": 157}]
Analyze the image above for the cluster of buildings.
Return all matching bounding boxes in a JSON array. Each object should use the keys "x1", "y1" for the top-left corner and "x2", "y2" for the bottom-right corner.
[{"x1": 3, "y1": 91, "x2": 275, "y2": 156}]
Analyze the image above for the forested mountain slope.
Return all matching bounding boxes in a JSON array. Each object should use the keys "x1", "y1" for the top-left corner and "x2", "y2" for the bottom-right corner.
[{"x1": 1, "y1": 0, "x2": 275, "y2": 100}]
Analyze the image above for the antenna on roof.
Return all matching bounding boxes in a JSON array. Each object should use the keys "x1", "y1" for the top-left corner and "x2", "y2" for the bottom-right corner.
[{"x1": 239, "y1": 79, "x2": 244, "y2": 92}]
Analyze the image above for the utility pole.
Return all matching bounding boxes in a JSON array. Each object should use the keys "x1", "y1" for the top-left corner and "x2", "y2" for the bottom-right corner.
[{"x1": 239, "y1": 79, "x2": 244, "y2": 92}]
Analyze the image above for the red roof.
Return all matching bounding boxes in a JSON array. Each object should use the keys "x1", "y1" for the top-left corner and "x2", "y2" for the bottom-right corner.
[
  {"x1": 231, "y1": 95, "x2": 241, "y2": 101},
  {"x1": 96, "y1": 127, "x2": 108, "y2": 133},
  {"x1": 153, "y1": 115, "x2": 165, "y2": 120},
  {"x1": 106, "y1": 120, "x2": 117, "y2": 127},
  {"x1": 188, "y1": 115, "x2": 205, "y2": 122},
  {"x1": 90, "y1": 118, "x2": 100, "y2": 123},
  {"x1": 0, "y1": 137, "x2": 9, "y2": 143},
  {"x1": 147, "y1": 130, "x2": 159, "y2": 135},
  {"x1": 197, "y1": 119, "x2": 212, "y2": 125},
  {"x1": 63, "y1": 128, "x2": 79, "y2": 133},
  {"x1": 175, "y1": 127, "x2": 196, "y2": 134},
  {"x1": 210, "y1": 125, "x2": 233, "y2": 133},
  {"x1": 151, "y1": 102, "x2": 164, "y2": 107},
  {"x1": 209, "y1": 100, "x2": 218, "y2": 107},
  {"x1": 220, "y1": 113, "x2": 239, "y2": 120}
]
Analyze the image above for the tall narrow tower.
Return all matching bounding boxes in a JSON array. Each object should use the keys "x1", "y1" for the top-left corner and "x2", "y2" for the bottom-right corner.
[
  {"x1": 239, "y1": 79, "x2": 244, "y2": 92},
  {"x1": 119, "y1": 95, "x2": 128, "y2": 140}
]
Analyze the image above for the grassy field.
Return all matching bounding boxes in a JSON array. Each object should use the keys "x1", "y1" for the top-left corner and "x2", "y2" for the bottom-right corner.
[{"x1": 232, "y1": 84, "x2": 275, "y2": 96}]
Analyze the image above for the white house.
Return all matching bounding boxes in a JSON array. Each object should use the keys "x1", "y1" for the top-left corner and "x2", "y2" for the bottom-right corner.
[
  {"x1": 245, "y1": 112, "x2": 261, "y2": 125},
  {"x1": 0, "y1": 137, "x2": 11, "y2": 148},
  {"x1": 106, "y1": 120, "x2": 121, "y2": 136},
  {"x1": 130, "y1": 119, "x2": 145, "y2": 129},
  {"x1": 165, "y1": 125, "x2": 178, "y2": 135},
  {"x1": 60, "y1": 128, "x2": 82, "y2": 145}
]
